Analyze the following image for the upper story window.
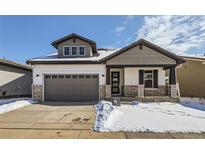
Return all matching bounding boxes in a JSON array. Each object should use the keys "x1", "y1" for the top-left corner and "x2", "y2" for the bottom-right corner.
[
  {"x1": 71, "y1": 46, "x2": 78, "y2": 56},
  {"x1": 63, "y1": 46, "x2": 86, "y2": 56},
  {"x1": 79, "y1": 46, "x2": 86, "y2": 56},
  {"x1": 63, "y1": 46, "x2": 70, "y2": 56}
]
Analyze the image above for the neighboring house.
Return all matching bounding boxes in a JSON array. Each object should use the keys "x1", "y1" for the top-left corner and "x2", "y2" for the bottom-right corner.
[
  {"x1": 0, "y1": 58, "x2": 32, "y2": 98},
  {"x1": 177, "y1": 56, "x2": 205, "y2": 98},
  {"x1": 27, "y1": 33, "x2": 185, "y2": 103}
]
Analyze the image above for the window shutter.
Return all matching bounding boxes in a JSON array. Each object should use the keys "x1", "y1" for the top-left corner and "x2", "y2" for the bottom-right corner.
[
  {"x1": 139, "y1": 70, "x2": 144, "y2": 85},
  {"x1": 154, "y1": 70, "x2": 158, "y2": 88}
]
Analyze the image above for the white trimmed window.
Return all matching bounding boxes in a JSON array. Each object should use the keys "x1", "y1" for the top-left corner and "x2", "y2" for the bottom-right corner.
[
  {"x1": 63, "y1": 46, "x2": 70, "y2": 56},
  {"x1": 79, "y1": 46, "x2": 86, "y2": 56},
  {"x1": 71, "y1": 46, "x2": 78, "y2": 56}
]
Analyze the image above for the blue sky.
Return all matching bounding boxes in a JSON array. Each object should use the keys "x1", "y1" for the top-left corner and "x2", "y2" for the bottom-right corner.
[{"x1": 0, "y1": 15, "x2": 205, "y2": 64}]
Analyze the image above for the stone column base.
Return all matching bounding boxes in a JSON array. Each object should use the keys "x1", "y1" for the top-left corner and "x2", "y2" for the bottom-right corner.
[
  {"x1": 105, "y1": 85, "x2": 111, "y2": 99},
  {"x1": 32, "y1": 85, "x2": 43, "y2": 101},
  {"x1": 99, "y1": 85, "x2": 106, "y2": 100},
  {"x1": 124, "y1": 86, "x2": 138, "y2": 97},
  {"x1": 169, "y1": 84, "x2": 178, "y2": 98},
  {"x1": 138, "y1": 85, "x2": 144, "y2": 97}
]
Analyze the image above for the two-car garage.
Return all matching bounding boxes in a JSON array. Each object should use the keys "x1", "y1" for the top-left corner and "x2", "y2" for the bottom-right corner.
[{"x1": 44, "y1": 74, "x2": 99, "y2": 103}]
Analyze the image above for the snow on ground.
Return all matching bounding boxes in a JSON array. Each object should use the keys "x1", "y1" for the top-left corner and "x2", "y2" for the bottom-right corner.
[
  {"x1": 94, "y1": 98, "x2": 205, "y2": 133},
  {"x1": 0, "y1": 98, "x2": 36, "y2": 114}
]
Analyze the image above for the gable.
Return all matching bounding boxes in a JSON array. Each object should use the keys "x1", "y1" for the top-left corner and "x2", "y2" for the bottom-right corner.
[
  {"x1": 106, "y1": 44, "x2": 177, "y2": 65},
  {"x1": 51, "y1": 33, "x2": 97, "y2": 53}
]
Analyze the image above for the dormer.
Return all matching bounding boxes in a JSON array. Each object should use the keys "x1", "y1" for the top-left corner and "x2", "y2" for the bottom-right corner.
[{"x1": 51, "y1": 33, "x2": 97, "y2": 58}]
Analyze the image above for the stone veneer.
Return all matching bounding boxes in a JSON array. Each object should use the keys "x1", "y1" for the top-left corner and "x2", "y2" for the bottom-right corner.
[
  {"x1": 99, "y1": 85, "x2": 106, "y2": 100},
  {"x1": 105, "y1": 85, "x2": 111, "y2": 99},
  {"x1": 32, "y1": 85, "x2": 42, "y2": 101},
  {"x1": 124, "y1": 86, "x2": 138, "y2": 97},
  {"x1": 138, "y1": 85, "x2": 144, "y2": 97},
  {"x1": 144, "y1": 86, "x2": 166, "y2": 96},
  {"x1": 169, "y1": 84, "x2": 178, "y2": 98}
]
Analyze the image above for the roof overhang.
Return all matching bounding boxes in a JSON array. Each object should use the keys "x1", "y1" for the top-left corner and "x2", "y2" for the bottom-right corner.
[
  {"x1": 26, "y1": 60, "x2": 103, "y2": 65},
  {"x1": 0, "y1": 59, "x2": 31, "y2": 71}
]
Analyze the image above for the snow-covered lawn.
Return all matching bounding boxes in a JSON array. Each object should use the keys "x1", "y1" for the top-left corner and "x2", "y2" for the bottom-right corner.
[
  {"x1": 0, "y1": 98, "x2": 36, "y2": 114},
  {"x1": 94, "y1": 98, "x2": 205, "y2": 133}
]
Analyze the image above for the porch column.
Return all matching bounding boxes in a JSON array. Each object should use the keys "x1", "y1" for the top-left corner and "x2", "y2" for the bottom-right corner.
[
  {"x1": 105, "y1": 66, "x2": 111, "y2": 99},
  {"x1": 106, "y1": 66, "x2": 110, "y2": 85},
  {"x1": 138, "y1": 70, "x2": 144, "y2": 97},
  {"x1": 169, "y1": 66, "x2": 176, "y2": 85},
  {"x1": 169, "y1": 66, "x2": 178, "y2": 98}
]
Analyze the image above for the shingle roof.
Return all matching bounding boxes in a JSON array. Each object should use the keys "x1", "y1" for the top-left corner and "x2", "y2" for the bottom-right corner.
[
  {"x1": 26, "y1": 49, "x2": 118, "y2": 64},
  {"x1": 0, "y1": 58, "x2": 31, "y2": 71}
]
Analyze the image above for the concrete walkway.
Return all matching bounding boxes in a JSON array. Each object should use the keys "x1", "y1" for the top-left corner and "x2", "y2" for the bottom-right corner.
[{"x1": 0, "y1": 103, "x2": 204, "y2": 139}]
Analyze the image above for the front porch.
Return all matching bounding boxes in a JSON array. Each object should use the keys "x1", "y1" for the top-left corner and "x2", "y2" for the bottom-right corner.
[{"x1": 100, "y1": 65, "x2": 179, "y2": 102}]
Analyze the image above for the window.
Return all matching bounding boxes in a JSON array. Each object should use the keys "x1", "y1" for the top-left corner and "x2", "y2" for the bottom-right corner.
[
  {"x1": 144, "y1": 70, "x2": 153, "y2": 88},
  {"x1": 72, "y1": 75, "x2": 78, "y2": 78},
  {"x1": 65, "y1": 75, "x2": 71, "y2": 78},
  {"x1": 79, "y1": 46, "x2": 85, "y2": 56},
  {"x1": 52, "y1": 75, "x2": 57, "y2": 79},
  {"x1": 79, "y1": 75, "x2": 84, "y2": 78},
  {"x1": 71, "y1": 46, "x2": 77, "y2": 56},
  {"x1": 92, "y1": 75, "x2": 98, "y2": 78},
  {"x1": 58, "y1": 75, "x2": 64, "y2": 79},
  {"x1": 63, "y1": 46, "x2": 70, "y2": 56},
  {"x1": 45, "y1": 75, "x2": 51, "y2": 79},
  {"x1": 85, "y1": 75, "x2": 91, "y2": 78}
]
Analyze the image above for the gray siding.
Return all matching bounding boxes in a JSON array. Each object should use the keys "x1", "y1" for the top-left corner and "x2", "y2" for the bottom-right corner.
[
  {"x1": 44, "y1": 74, "x2": 99, "y2": 102},
  {"x1": 0, "y1": 64, "x2": 32, "y2": 98},
  {"x1": 58, "y1": 38, "x2": 92, "y2": 58},
  {"x1": 107, "y1": 45, "x2": 177, "y2": 65}
]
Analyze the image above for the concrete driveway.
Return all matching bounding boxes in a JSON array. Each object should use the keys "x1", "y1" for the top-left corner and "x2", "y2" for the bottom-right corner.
[
  {"x1": 0, "y1": 102, "x2": 125, "y2": 139},
  {"x1": 0, "y1": 102, "x2": 205, "y2": 139}
]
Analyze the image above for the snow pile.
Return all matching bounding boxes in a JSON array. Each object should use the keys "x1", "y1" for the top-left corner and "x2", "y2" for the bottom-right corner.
[
  {"x1": 180, "y1": 97, "x2": 205, "y2": 111},
  {"x1": 94, "y1": 100, "x2": 205, "y2": 133},
  {"x1": 94, "y1": 100, "x2": 123, "y2": 131},
  {"x1": 0, "y1": 98, "x2": 36, "y2": 114}
]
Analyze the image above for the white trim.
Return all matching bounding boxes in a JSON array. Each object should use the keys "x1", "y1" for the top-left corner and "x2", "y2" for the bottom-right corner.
[
  {"x1": 71, "y1": 46, "x2": 78, "y2": 56},
  {"x1": 78, "y1": 45, "x2": 86, "y2": 56},
  {"x1": 144, "y1": 70, "x2": 154, "y2": 88},
  {"x1": 144, "y1": 88, "x2": 158, "y2": 90},
  {"x1": 63, "y1": 46, "x2": 70, "y2": 56}
]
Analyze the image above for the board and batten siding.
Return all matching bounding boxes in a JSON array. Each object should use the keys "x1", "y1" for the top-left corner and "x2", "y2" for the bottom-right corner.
[
  {"x1": 124, "y1": 67, "x2": 165, "y2": 86},
  {"x1": 107, "y1": 45, "x2": 177, "y2": 65},
  {"x1": 58, "y1": 38, "x2": 93, "y2": 58}
]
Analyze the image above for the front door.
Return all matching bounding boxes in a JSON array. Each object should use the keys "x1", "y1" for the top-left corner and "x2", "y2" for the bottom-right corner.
[{"x1": 111, "y1": 72, "x2": 120, "y2": 94}]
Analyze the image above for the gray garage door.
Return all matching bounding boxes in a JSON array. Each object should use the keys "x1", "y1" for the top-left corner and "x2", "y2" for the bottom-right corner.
[{"x1": 44, "y1": 74, "x2": 99, "y2": 102}]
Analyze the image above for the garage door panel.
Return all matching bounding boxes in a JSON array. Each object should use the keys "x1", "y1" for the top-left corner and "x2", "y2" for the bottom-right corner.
[{"x1": 44, "y1": 74, "x2": 99, "y2": 102}]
